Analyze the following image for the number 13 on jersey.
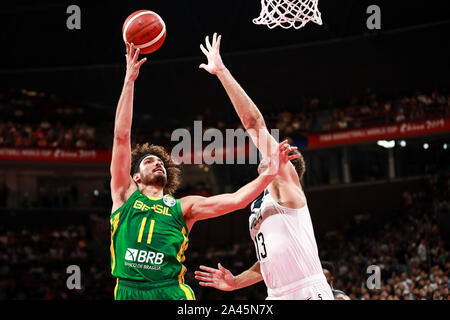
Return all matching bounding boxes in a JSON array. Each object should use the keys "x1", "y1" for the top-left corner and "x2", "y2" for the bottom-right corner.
[{"x1": 254, "y1": 232, "x2": 267, "y2": 260}]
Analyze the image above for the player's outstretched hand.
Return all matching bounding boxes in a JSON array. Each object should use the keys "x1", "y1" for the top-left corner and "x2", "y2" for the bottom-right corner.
[
  {"x1": 199, "y1": 32, "x2": 226, "y2": 75},
  {"x1": 194, "y1": 263, "x2": 236, "y2": 291},
  {"x1": 262, "y1": 140, "x2": 300, "y2": 177},
  {"x1": 125, "y1": 42, "x2": 147, "y2": 82}
]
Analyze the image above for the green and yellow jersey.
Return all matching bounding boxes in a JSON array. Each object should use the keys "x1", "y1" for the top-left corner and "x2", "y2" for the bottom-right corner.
[{"x1": 110, "y1": 189, "x2": 190, "y2": 287}]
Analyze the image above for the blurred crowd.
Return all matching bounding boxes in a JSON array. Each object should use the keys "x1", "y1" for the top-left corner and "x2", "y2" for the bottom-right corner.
[
  {"x1": 0, "y1": 173, "x2": 447, "y2": 300},
  {"x1": 0, "y1": 88, "x2": 101, "y2": 149},
  {"x1": 1, "y1": 181, "x2": 112, "y2": 210},
  {"x1": 1, "y1": 88, "x2": 449, "y2": 150},
  {"x1": 0, "y1": 87, "x2": 448, "y2": 300},
  {"x1": 0, "y1": 223, "x2": 112, "y2": 299},
  {"x1": 322, "y1": 89, "x2": 450, "y2": 132},
  {"x1": 318, "y1": 172, "x2": 449, "y2": 300},
  {"x1": 136, "y1": 89, "x2": 450, "y2": 145}
]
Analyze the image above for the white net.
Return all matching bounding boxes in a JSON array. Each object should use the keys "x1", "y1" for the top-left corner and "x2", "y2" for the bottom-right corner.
[{"x1": 253, "y1": 0, "x2": 323, "y2": 29}]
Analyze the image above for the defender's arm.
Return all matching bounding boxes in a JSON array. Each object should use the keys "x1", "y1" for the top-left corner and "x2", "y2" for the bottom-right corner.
[
  {"x1": 199, "y1": 34, "x2": 299, "y2": 184},
  {"x1": 195, "y1": 261, "x2": 263, "y2": 291}
]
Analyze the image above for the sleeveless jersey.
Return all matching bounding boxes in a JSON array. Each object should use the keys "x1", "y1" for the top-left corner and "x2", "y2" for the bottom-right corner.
[
  {"x1": 110, "y1": 189, "x2": 189, "y2": 283},
  {"x1": 249, "y1": 190, "x2": 324, "y2": 291}
]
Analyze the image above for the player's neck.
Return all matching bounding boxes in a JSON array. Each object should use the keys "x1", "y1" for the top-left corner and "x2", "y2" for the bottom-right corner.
[{"x1": 139, "y1": 184, "x2": 164, "y2": 198}]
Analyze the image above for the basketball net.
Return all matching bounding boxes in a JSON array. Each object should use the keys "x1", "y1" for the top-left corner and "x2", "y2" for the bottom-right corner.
[{"x1": 253, "y1": 0, "x2": 322, "y2": 29}]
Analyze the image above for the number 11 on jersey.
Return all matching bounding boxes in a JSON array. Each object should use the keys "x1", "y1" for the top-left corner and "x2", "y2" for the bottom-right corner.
[{"x1": 137, "y1": 218, "x2": 156, "y2": 244}]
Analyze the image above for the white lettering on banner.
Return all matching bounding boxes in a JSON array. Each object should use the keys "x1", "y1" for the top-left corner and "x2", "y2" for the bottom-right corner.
[
  {"x1": 400, "y1": 122, "x2": 425, "y2": 133},
  {"x1": 426, "y1": 118, "x2": 445, "y2": 130},
  {"x1": 22, "y1": 149, "x2": 40, "y2": 156},
  {"x1": 386, "y1": 126, "x2": 398, "y2": 134},
  {"x1": 367, "y1": 127, "x2": 385, "y2": 135},
  {"x1": 333, "y1": 132, "x2": 351, "y2": 140},
  {"x1": 314, "y1": 118, "x2": 448, "y2": 146},
  {"x1": 79, "y1": 150, "x2": 97, "y2": 158},
  {"x1": 319, "y1": 134, "x2": 332, "y2": 142},
  {"x1": 59, "y1": 150, "x2": 78, "y2": 158},
  {"x1": 0, "y1": 148, "x2": 111, "y2": 162},
  {"x1": 0, "y1": 149, "x2": 16, "y2": 156},
  {"x1": 350, "y1": 130, "x2": 365, "y2": 138}
]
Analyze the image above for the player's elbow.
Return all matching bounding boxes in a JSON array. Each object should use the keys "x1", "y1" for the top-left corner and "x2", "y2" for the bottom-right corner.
[{"x1": 244, "y1": 115, "x2": 266, "y2": 131}]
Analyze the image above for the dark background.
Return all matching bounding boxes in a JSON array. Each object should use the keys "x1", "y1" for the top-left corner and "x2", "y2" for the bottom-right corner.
[{"x1": 1, "y1": 0, "x2": 449, "y2": 114}]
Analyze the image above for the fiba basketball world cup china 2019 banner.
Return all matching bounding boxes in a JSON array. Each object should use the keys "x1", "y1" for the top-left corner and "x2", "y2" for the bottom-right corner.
[
  {"x1": 0, "y1": 148, "x2": 112, "y2": 162},
  {"x1": 306, "y1": 117, "x2": 450, "y2": 149}
]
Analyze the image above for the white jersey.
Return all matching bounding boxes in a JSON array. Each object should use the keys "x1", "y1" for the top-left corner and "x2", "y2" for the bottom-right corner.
[{"x1": 249, "y1": 190, "x2": 329, "y2": 298}]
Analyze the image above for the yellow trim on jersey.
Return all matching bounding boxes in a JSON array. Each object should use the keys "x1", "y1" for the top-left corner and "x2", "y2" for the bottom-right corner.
[
  {"x1": 176, "y1": 227, "x2": 193, "y2": 299},
  {"x1": 114, "y1": 278, "x2": 119, "y2": 300},
  {"x1": 186, "y1": 285, "x2": 196, "y2": 300},
  {"x1": 137, "y1": 217, "x2": 147, "y2": 243},
  {"x1": 110, "y1": 213, "x2": 120, "y2": 274},
  {"x1": 177, "y1": 227, "x2": 189, "y2": 262},
  {"x1": 147, "y1": 219, "x2": 156, "y2": 244},
  {"x1": 146, "y1": 195, "x2": 162, "y2": 201},
  {"x1": 180, "y1": 284, "x2": 195, "y2": 300},
  {"x1": 177, "y1": 265, "x2": 195, "y2": 300}
]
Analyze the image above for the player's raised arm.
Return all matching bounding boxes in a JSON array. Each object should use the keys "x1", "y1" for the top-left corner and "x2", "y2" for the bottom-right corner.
[
  {"x1": 110, "y1": 43, "x2": 147, "y2": 212},
  {"x1": 199, "y1": 33, "x2": 278, "y2": 159},
  {"x1": 180, "y1": 141, "x2": 299, "y2": 230}
]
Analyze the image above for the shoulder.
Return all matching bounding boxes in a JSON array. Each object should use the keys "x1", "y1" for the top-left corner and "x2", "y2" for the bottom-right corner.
[
  {"x1": 111, "y1": 183, "x2": 139, "y2": 213},
  {"x1": 179, "y1": 195, "x2": 207, "y2": 232},
  {"x1": 269, "y1": 179, "x2": 306, "y2": 209}
]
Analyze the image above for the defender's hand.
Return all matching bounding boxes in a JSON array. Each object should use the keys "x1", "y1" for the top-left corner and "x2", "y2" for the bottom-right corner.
[
  {"x1": 199, "y1": 33, "x2": 226, "y2": 75},
  {"x1": 125, "y1": 42, "x2": 147, "y2": 82},
  {"x1": 194, "y1": 263, "x2": 236, "y2": 291},
  {"x1": 262, "y1": 140, "x2": 300, "y2": 177}
]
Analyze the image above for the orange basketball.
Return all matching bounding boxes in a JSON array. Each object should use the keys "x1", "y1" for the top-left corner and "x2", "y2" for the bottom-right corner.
[{"x1": 122, "y1": 10, "x2": 166, "y2": 54}]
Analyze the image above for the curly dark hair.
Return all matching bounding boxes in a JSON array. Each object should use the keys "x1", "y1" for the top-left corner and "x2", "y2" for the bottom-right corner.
[{"x1": 131, "y1": 143, "x2": 181, "y2": 195}]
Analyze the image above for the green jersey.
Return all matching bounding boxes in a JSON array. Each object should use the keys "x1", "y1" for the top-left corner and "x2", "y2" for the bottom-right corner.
[{"x1": 110, "y1": 189, "x2": 189, "y2": 285}]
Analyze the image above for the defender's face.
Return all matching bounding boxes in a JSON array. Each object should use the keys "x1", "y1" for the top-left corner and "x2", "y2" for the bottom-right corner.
[{"x1": 135, "y1": 155, "x2": 167, "y2": 185}]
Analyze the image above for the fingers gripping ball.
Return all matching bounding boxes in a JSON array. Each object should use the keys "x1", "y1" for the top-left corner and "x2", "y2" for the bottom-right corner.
[{"x1": 122, "y1": 10, "x2": 166, "y2": 54}]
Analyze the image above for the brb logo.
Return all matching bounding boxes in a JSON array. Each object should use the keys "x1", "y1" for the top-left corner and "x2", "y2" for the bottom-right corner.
[{"x1": 125, "y1": 248, "x2": 164, "y2": 265}]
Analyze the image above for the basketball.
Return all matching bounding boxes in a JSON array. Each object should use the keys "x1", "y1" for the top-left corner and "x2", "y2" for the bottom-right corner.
[{"x1": 122, "y1": 10, "x2": 166, "y2": 54}]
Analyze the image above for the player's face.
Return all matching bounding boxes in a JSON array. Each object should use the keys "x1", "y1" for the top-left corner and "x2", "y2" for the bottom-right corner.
[{"x1": 137, "y1": 155, "x2": 167, "y2": 187}]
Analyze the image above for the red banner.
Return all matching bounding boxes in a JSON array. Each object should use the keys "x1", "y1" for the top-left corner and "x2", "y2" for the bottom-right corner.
[
  {"x1": 1, "y1": 118, "x2": 449, "y2": 162},
  {"x1": 0, "y1": 148, "x2": 112, "y2": 162},
  {"x1": 307, "y1": 118, "x2": 450, "y2": 148}
]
